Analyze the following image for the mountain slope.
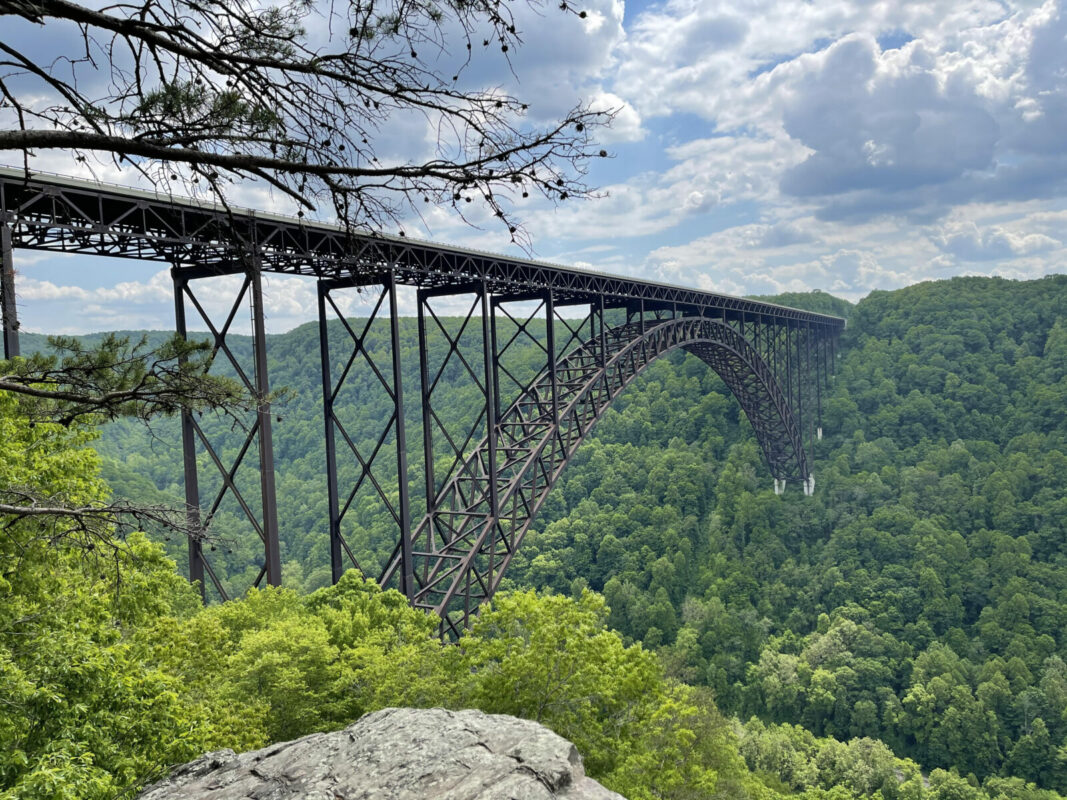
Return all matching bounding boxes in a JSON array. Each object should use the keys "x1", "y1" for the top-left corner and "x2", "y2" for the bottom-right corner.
[{"x1": 26, "y1": 274, "x2": 1067, "y2": 791}]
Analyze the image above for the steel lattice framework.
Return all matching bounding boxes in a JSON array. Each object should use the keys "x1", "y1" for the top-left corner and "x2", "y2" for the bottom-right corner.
[{"x1": 0, "y1": 167, "x2": 844, "y2": 630}]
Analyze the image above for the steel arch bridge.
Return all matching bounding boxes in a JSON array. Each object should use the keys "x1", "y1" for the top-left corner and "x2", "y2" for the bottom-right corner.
[{"x1": 0, "y1": 167, "x2": 844, "y2": 632}]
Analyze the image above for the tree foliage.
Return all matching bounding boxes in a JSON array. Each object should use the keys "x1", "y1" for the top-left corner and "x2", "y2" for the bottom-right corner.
[{"x1": 0, "y1": 393, "x2": 210, "y2": 799}]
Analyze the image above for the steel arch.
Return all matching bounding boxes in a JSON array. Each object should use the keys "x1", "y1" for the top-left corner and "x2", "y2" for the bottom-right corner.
[{"x1": 379, "y1": 315, "x2": 811, "y2": 637}]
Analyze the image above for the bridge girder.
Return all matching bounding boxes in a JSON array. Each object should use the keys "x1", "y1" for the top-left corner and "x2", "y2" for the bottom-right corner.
[{"x1": 0, "y1": 168, "x2": 843, "y2": 621}]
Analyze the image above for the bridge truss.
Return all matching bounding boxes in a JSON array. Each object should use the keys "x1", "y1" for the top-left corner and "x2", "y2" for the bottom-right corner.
[{"x1": 0, "y1": 167, "x2": 844, "y2": 631}]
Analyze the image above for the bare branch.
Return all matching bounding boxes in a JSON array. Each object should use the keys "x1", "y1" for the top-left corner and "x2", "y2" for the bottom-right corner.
[
  {"x1": 0, "y1": 487, "x2": 222, "y2": 567},
  {"x1": 0, "y1": 0, "x2": 614, "y2": 237}
]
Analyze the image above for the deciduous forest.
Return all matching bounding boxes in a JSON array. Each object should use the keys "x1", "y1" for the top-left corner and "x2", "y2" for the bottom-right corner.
[{"x1": 4, "y1": 274, "x2": 1067, "y2": 799}]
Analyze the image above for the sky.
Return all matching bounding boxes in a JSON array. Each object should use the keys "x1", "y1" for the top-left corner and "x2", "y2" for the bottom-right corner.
[{"x1": 5, "y1": 0, "x2": 1067, "y2": 334}]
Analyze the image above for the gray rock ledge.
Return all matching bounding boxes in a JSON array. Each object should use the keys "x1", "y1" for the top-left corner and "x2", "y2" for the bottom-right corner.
[{"x1": 138, "y1": 707, "x2": 625, "y2": 800}]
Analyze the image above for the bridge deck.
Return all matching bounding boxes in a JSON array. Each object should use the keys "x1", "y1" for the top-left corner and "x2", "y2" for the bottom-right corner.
[
  {"x1": 0, "y1": 166, "x2": 845, "y2": 620},
  {"x1": 0, "y1": 166, "x2": 843, "y2": 329}
]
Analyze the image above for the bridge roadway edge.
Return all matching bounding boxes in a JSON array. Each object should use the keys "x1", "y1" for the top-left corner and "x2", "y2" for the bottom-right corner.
[{"x1": 0, "y1": 166, "x2": 842, "y2": 326}]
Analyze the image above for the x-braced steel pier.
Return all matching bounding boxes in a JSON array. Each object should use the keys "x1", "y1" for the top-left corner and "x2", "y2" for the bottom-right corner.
[{"x1": 0, "y1": 167, "x2": 844, "y2": 631}]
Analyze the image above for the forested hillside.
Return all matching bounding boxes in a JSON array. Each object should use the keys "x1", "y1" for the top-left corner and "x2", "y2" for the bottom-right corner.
[
  {"x1": 6, "y1": 275, "x2": 1067, "y2": 799},
  {"x1": 509, "y1": 275, "x2": 1067, "y2": 792}
]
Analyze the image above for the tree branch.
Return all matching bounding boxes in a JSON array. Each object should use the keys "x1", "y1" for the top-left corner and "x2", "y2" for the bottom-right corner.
[
  {"x1": 0, "y1": 333, "x2": 254, "y2": 426},
  {"x1": 0, "y1": 0, "x2": 613, "y2": 237}
]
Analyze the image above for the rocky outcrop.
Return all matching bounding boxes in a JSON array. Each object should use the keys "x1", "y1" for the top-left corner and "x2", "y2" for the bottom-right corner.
[{"x1": 138, "y1": 707, "x2": 625, "y2": 800}]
